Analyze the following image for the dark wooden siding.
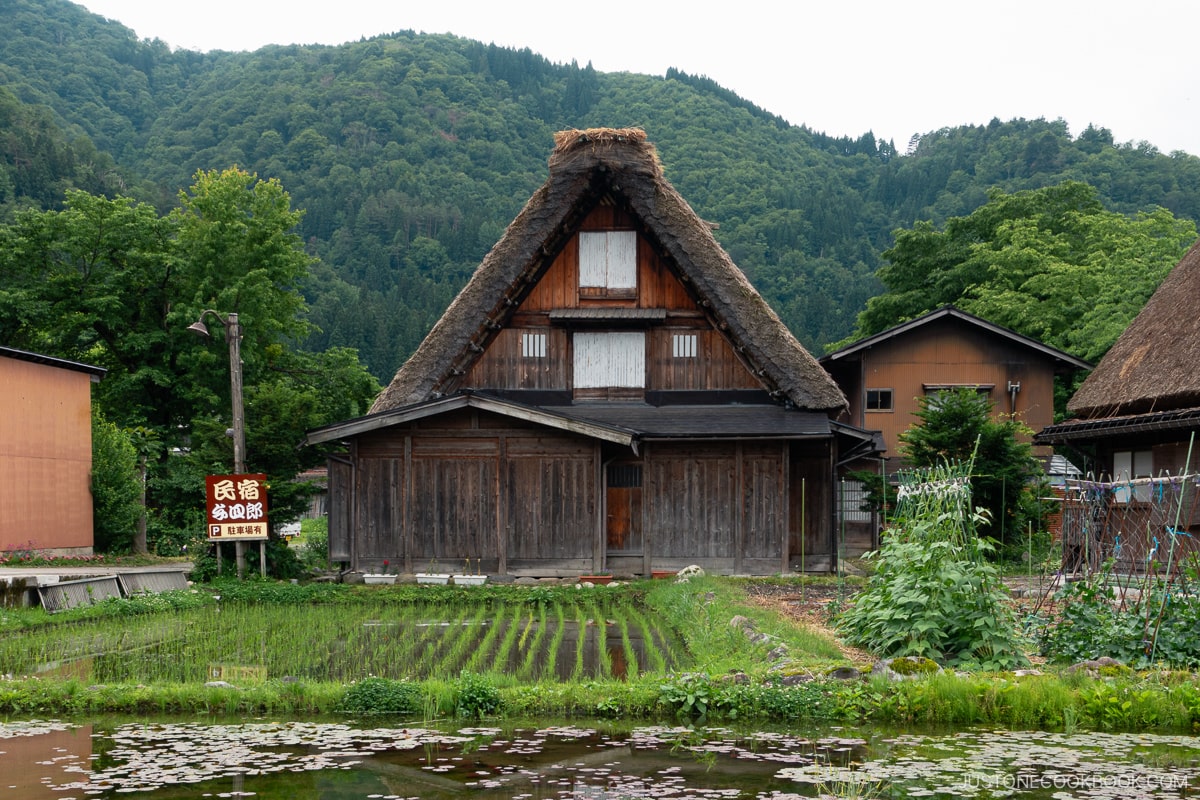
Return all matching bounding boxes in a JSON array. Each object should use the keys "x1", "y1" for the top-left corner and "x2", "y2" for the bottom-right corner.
[
  {"x1": 338, "y1": 412, "x2": 601, "y2": 573},
  {"x1": 505, "y1": 437, "x2": 595, "y2": 561},
  {"x1": 790, "y1": 441, "x2": 834, "y2": 571},
  {"x1": 327, "y1": 458, "x2": 353, "y2": 561},
  {"x1": 646, "y1": 446, "x2": 738, "y2": 560},
  {"x1": 461, "y1": 204, "x2": 762, "y2": 396},
  {"x1": 642, "y1": 442, "x2": 791, "y2": 571},
  {"x1": 742, "y1": 445, "x2": 786, "y2": 560}
]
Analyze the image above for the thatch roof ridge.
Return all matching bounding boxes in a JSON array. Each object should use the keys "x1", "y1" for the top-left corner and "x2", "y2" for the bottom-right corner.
[
  {"x1": 1068, "y1": 238, "x2": 1200, "y2": 417},
  {"x1": 371, "y1": 128, "x2": 845, "y2": 414}
]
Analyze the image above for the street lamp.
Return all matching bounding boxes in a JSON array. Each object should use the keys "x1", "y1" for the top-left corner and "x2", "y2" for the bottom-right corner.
[
  {"x1": 187, "y1": 311, "x2": 245, "y2": 474},
  {"x1": 189, "y1": 309, "x2": 258, "y2": 578}
]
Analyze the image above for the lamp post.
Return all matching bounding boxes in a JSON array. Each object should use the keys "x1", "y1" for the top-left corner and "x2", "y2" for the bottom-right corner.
[{"x1": 188, "y1": 310, "x2": 258, "y2": 577}]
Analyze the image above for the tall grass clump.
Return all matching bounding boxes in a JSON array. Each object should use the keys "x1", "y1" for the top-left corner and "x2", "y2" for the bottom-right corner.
[{"x1": 837, "y1": 456, "x2": 1028, "y2": 670}]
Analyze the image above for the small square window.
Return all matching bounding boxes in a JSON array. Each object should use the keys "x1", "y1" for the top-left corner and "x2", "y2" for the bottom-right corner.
[
  {"x1": 672, "y1": 334, "x2": 697, "y2": 358},
  {"x1": 521, "y1": 332, "x2": 547, "y2": 358},
  {"x1": 866, "y1": 389, "x2": 893, "y2": 411}
]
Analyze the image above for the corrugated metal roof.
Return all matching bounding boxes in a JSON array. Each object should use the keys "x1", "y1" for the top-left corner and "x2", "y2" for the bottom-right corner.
[
  {"x1": 1036, "y1": 406, "x2": 1200, "y2": 444},
  {"x1": 37, "y1": 576, "x2": 122, "y2": 612},
  {"x1": 118, "y1": 570, "x2": 190, "y2": 596}
]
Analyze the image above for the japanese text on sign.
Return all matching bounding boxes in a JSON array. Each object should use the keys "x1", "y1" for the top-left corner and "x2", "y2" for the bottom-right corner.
[{"x1": 205, "y1": 474, "x2": 269, "y2": 541}]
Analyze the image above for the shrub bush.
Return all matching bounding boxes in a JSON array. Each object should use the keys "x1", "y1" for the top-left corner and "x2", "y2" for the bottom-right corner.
[{"x1": 338, "y1": 677, "x2": 422, "y2": 715}]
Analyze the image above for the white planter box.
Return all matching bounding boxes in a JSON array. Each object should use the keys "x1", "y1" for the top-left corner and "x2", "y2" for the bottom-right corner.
[
  {"x1": 362, "y1": 574, "x2": 396, "y2": 585},
  {"x1": 415, "y1": 573, "x2": 450, "y2": 585},
  {"x1": 452, "y1": 574, "x2": 487, "y2": 586}
]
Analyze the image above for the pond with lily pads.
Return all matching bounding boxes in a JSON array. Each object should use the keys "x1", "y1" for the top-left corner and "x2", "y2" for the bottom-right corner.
[{"x1": 2, "y1": 717, "x2": 1197, "y2": 799}]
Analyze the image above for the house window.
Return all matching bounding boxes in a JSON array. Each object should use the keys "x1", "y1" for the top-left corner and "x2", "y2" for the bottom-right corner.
[
  {"x1": 1113, "y1": 450, "x2": 1153, "y2": 503},
  {"x1": 521, "y1": 332, "x2": 547, "y2": 358},
  {"x1": 865, "y1": 388, "x2": 893, "y2": 412},
  {"x1": 672, "y1": 333, "x2": 697, "y2": 358},
  {"x1": 923, "y1": 384, "x2": 992, "y2": 410},
  {"x1": 579, "y1": 230, "x2": 637, "y2": 293},
  {"x1": 573, "y1": 331, "x2": 645, "y2": 388}
]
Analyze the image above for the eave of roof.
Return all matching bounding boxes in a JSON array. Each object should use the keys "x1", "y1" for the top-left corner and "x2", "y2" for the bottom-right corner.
[
  {"x1": 305, "y1": 393, "x2": 637, "y2": 448},
  {"x1": 0, "y1": 346, "x2": 106, "y2": 379},
  {"x1": 541, "y1": 403, "x2": 836, "y2": 440},
  {"x1": 821, "y1": 306, "x2": 1092, "y2": 372},
  {"x1": 1035, "y1": 406, "x2": 1200, "y2": 444}
]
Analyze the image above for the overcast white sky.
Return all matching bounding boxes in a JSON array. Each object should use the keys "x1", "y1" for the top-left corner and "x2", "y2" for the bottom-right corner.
[{"x1": 81, "y1": 0, "x2": 1200, "y2": 157}]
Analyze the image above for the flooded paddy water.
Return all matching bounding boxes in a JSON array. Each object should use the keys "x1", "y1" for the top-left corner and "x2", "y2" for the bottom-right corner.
[{"x1": 2, "y1": 717, "x2": 1198, "y2": 799}]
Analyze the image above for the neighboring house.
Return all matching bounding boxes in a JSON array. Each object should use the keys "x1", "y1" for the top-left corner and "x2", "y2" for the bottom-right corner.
[
  {"x1": 1, "y1": 346, "x2": 105, "y2": 555},
  {"x1": 306, "y1": 128, "x2": 878, "y2": 577},
  {"x1": 1037, "y1": 239, "x2": 1200, "y2": 568},
  {"x1": 821, "y1": 306, "x2": 1091, "y2": 472}
]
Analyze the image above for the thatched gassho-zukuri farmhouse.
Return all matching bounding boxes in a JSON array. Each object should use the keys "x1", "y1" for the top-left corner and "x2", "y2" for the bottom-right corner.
[{"x1": 307, "y1": 128, "x2": 877, "y2": 578}]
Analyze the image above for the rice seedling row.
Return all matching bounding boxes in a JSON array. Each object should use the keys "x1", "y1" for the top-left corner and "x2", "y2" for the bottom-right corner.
[{"x1": 0, "y1": 595, "x2": 684, "y2": 684}]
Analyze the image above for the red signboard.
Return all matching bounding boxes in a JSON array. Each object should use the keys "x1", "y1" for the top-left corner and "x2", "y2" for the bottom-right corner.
[{"x1": 205, "y1": 474, "x2": 269, "y2": 541}]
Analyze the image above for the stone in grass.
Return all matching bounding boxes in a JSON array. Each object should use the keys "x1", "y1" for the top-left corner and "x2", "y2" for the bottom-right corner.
[
  {"x1": 872, "y1": 656, "x2": 942, "y2": 681},
  {"x1": 1064, "y1": 656, "x2": 1131, "y2": 678},
  {"x1": 825, "y1": 666, "x2": 862, "y2": 681},
  {"x1": 729, "y1": 615, "x2": 756, "y2": 631},
  {"x1": 675, "y1": 564, "x2": 705, "y2": 581},
  {"x1": 205, "y1": 680, "x2": 237, "y2": 689}
]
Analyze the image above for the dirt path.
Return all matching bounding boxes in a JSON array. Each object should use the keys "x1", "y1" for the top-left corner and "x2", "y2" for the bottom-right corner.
[{"x1": 742, "y1": 581, "x2": 876, "y2": 664}]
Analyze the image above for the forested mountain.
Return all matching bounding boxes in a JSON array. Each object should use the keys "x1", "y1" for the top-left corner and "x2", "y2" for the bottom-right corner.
[{"x1": 5, "y1": 0, "x2": 1200, "y2": 381}]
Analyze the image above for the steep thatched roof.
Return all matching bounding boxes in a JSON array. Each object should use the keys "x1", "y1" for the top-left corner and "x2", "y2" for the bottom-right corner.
[
  {"x1": 371, "y1": 128, "x2": 846, "y2": 414},
  {"x1": 1068, "y1": 238, "x2": 1200, "y2": 418}
]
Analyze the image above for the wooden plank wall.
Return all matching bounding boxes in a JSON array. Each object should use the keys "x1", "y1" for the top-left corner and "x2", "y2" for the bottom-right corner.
[
  {"x1": 643, "y1": 442, "x2": 790, "y2": 572},
  {"x1": 345, "y1": 410, "x2": 599, "y2": 573},
  {"x1": 463, "y1": 204, "x2": 762, "y2": 395}
]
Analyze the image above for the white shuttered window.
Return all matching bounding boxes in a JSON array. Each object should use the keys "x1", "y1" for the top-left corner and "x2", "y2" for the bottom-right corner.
[
  {"x1": 579, "y1": 231, "x2": 637, "y2": 289},
  {"x1": 672, "y1": 333, "x2": 698, "y2": 358},
  {"x1": 521, "y1": 332, "x2": 547, "y2": 358},
  {"x1": 573, "y1": 332, "x2": 645, "y2": 388}
]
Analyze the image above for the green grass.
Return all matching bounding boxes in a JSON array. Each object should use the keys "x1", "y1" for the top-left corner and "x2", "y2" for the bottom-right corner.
[{"x1": 4, "y1": 576, "x2": 1200, "y2": 732}]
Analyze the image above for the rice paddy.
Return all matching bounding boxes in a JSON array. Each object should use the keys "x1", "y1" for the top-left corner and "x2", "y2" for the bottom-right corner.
[{"x1": 0, "y1": 596, "x2": 686, "y2": 684}]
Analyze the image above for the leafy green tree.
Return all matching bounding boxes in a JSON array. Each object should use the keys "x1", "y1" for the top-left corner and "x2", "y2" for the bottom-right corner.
[
  {"x1": 90, "y1": 409, "x2": 141, "y2": 553},
  {"x1": 0, "y1": 171, "x2": 378, "y2": 559},
  {"x1": 852, "y1": 182, "x2": 1196, "y2": 362},
  {"x1": 898, "y1": 388, "x2": 1046, "y2": 550}
]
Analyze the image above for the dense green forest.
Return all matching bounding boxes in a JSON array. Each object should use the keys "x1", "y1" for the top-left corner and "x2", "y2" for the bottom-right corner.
[{"x1": 5, "y1": 0, "x2": 1200, "y2": 385}]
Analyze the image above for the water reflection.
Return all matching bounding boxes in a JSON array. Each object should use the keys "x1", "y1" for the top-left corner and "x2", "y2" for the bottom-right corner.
[{"x1": 1, "y1": 718, "x2": 1197, "y2": 799}]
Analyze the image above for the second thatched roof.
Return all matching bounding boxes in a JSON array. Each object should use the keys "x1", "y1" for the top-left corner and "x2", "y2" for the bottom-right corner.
[
  {"x1": 371, "y1": 128, "x2": 846, "y2": 414},
  {"x1": 1068, "y1": 238, "x2": 1200, "y2": 418}
]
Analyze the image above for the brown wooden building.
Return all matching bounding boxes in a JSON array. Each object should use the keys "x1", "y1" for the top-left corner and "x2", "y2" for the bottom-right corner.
[
  {"x1": 821, "y1": 306, "x2": 1091, "y2": 472},
  {"x1": 1, "y1": 346, "x2": 105, "y2": 555},
  {"x1": 1037, "y1": 239, "x2": 1200, "y2": 569},
  {"x1": 306, "y1": 128, "x2": 878, "y2": 577},
  {"x1": 1038, "y1": 239, "x2": 1200, "y2": 492}
]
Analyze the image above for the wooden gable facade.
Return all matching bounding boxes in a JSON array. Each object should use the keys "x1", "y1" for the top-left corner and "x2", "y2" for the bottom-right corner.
[
  {"x1": 307, "y1": 129, "x2": 873, "y2": 577},
  {"x1": 822, "y1": 307, "x2": 1091, "y2": 471},
  {"x1": 1, "y1": 346, "x2": 105, "y2": 555}
]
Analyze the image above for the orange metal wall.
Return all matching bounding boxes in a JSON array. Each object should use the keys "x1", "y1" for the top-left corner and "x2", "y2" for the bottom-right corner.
[
  {"x1": 0, "y1": 357, "x2": 95, "y2": 551},
  {"x1": 847, "y1": 323, "x2": 1058, "y2": 462}
]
